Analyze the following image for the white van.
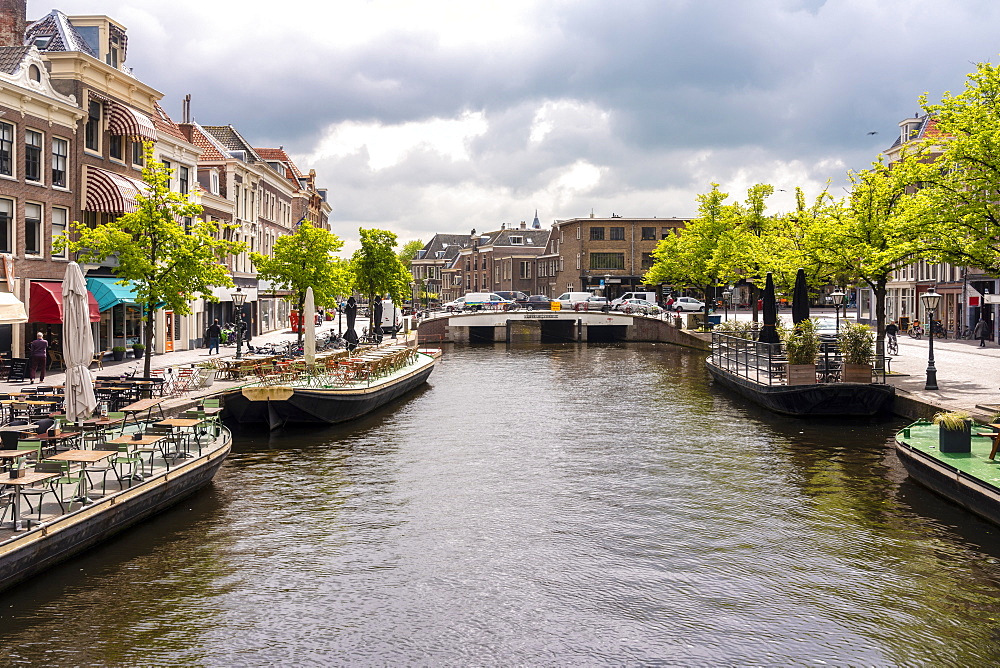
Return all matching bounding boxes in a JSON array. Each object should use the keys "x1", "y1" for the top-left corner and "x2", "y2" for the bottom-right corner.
[
  {"x1": 380, "y1": 299, "x2": 404, "y2": 332},
  {"x1": 463, "y1": 292, "x2": 511, "y2": 311},
  {"x1": 555, "y1": 291, "x2": 595, "y2": 310},
  {"x1": 611, "y1": 291, "x2": 657, "y2": 306}
]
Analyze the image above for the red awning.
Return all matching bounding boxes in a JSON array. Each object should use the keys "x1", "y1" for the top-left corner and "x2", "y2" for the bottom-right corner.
[{"x1": 28, "y1": 282, "x2": 101, "y2": 324}]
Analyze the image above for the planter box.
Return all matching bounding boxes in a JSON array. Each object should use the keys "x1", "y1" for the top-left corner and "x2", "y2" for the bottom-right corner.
[
  {"x1": 939, "y1": 422, "x2": 972, "y2": 453},
  {"x1": 842, "y1": 363, "x2": 873, "y2": 383},
  {"x1": 786, "y1": 364, "x2": 817, "y2": 385}
]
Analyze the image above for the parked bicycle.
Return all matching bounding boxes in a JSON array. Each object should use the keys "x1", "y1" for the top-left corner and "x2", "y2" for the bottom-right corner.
[{"x1": 908, "y1": 322, "x2": 924, "y2": 339}]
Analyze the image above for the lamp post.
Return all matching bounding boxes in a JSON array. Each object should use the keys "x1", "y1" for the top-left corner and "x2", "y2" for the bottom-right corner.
[
  {"x1": 604, "y1": 274, "x2": 611, "y2": 311},
  {"x1": 232, "y1": 286, "x2": 246, "y2": 359},
  {"x1": 921, "y1": 286, "x2": 942, "y2": 390},
  {"x1": 831, "y1": 290, "x2": 846, "y2": 334},
  {"x1": 722, "y1": 289, "x2": 732, "y2": 322}
]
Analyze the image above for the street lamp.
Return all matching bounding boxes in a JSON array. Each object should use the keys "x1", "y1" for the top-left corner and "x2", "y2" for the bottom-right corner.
[
  {"x1": 722, "y1": 289, "x2": 732, "y2": 322},
  {"x1": 831, "y1": 290, "x2": 846, "y2": 334},
  {"x1": 921, "y1": 285, "x2": 942, "y2": 390},
  {"x1": 232, "y1": 286, "x2": 246, "y2": 359}
]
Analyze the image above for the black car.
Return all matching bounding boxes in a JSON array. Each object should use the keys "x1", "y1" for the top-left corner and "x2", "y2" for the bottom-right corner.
[{"x1": 525, "y1": 295, "x2": 551, "y2": 310}]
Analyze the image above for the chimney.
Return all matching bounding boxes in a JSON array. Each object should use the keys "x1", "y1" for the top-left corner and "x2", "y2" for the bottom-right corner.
[
  {"x1": 520, "y1": 221, "x2": 526, "y2": 230},
  {"x1": 0, "y1": 0, "x2": 26, "y2": 48}
]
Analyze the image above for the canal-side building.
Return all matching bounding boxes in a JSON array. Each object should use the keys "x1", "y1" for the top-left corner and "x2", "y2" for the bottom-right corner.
[
  {"x1": 549, "y1": 215, "x2": 688, "y2": 301},
  {"x1": 0, "y1": 41, "x2": 84, "y2": 358},
  {"x1": 451, "y1": 222, "x2": 551, "y2": 297},
  {"x1": 876, "y1": 114, "x2": 998, "y2": 339},
  {"x1": 412, "y1": 234, "x2": 469, "y2": 304}
]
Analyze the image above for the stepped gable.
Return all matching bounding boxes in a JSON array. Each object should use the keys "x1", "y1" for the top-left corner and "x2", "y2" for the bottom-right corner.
[{"x1": 24, "y1": 10, "x2": 96, "y2": 56}]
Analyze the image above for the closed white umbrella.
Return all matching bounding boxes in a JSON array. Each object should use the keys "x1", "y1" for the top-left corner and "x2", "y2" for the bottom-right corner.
[
  {"x1": 304, "y1": 286, "x2": 316, "y2": 367},
  {"x1": 62, "y1": 262, "x2": 97, "y2": 421}
]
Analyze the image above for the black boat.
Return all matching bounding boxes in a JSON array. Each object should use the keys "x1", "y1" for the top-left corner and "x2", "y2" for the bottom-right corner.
[
  {"x1": 706, "y1": 331, "x2": 894, "y2": 417},
  {"x1": 222, "y1": 347, "x2": 440, "y2": 430}
]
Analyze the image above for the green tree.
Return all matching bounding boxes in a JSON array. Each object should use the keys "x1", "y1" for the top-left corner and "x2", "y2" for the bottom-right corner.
[
  {"x1": 352, "y1": 228, "x2": 413, "y2": 331},
  {"x1": 809, "y1": 154, "x2": 929, "y2": 339},
  {"x1": 58, "y1": 144, "x2": 245, "y2": 376},
  {"x1": 645, "y1": 183, "x2": 743, "y2": 322},
  {"x1": 397, "y1": 239, "x2": 424, "y2": 266},
  {"x1": 918, "y1": 60, "x2": 1000, "y2": 272},
  {"x1": 250, "y1": 221, "x2": 352, "y2": 344}
]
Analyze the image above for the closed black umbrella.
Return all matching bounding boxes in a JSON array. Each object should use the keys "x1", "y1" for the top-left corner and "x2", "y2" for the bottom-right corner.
[
  {"x1": 792, "y1": 268, "x2": 810, "y2": 325},
  {"x1": 373, "y1": 299, "x2": 384, "y2": 342},
  {"x1": 344, "y1": 296, "x2": 359, "y2": 350},
  {"x1": 758, "y1": 272, "x2": 781, "y2": 344}
]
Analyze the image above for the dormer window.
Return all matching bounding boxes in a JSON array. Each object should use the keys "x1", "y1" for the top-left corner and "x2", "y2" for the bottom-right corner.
[
  {"x1": 33, "y1": 36, "x2": 53, "y2": 50},
  {"x1": 901, "y1": 121, "x2": 921, "y2": 143},
  {"x1": 509, "y1": 236, "x2": 523, "y2": 245}
]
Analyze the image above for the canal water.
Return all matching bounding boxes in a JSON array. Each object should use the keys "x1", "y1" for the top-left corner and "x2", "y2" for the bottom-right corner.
[{"x1": 2, "y1": 343, "x2": 1000, "y2": 666}]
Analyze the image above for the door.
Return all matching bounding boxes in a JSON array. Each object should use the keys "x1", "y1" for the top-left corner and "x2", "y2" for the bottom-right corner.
[{"x1": 164, "y1": 311, "x2": 174, "y2": 352}]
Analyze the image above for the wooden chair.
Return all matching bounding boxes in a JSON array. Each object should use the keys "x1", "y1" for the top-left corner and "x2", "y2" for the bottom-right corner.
[
  {"x1": 48, "y1": 350, "x2": 65, "y2": 371},
  {"x1": 90, "y1": 351, "x2": 108, "y2": 370}
]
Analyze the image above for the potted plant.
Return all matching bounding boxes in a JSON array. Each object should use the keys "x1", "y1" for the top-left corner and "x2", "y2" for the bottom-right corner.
[
  {"x1": 111, "y1": 345, "x2": 126, "y2": 361},
  {"x1": 132, "y1": 342, "x2": 145, "y2": 358},
  {"x1": 933, "y1": 410, "x2": 972, "y2": 453},
  {"x1": 782, "y1": 318, "x2": 819, "y2": 385},
  {"x1": 839, "y1": 321, "x2": 874, "y2": 383}
]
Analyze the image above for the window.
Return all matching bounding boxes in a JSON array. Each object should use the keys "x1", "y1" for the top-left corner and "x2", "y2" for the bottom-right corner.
[
  {"x1": 590, "y1": 227, "x2": 605, "y2": 241},
  {"x1": 131, "y1": 141, "x2": 144, "y2": 166},
  {"x1": 661, "y1": 227, "x2": 672, "y2": 239},
  {"x1": 25, "y1": 203, "x2": 42, "y2": 255},
  {"x1": 0, "y1": 198, "x2": 11, "y2": 253},
  {"x1": 51, "y1": 137, "x2": 68, "y2": 188},
  {"x1": 25, "y1": 130, "x2": 42, "y2": 183},
  {"x1": 109, "y1": 135, "x2": 123, "y2": 161},
  {"x1": 589, "y1": 253, "x2": 625, "y2": 270},
  {"x1": 642, "y1": 227, "x2": 656, "y2": 240},
  {"x1": 509, "y1": 235, "x2": 523, "y2": 245},
  {"x1": 179, "y1": 166, "x2": 189, "y2": 194},
  {"x1": 576, "y1": 253, "x2": 581, "y2": 270},
  {"x1": 162, "y1": 160, "x2": 171, "y2": 188},
  {"x1": 0, "y1": 121, "x2": 12, "y2": 176},
  {"x1": 575, "y1": 227, "x2": 580, "y2": 240},
  {"x1": 51, "y1": 207, "x2": 68, "y2": 258},
  {"x1": 641, "y1": 253, "x2": 654, "y2": 270},
  {"x1": 519, "y1": 261, "x2": 531, "y2": 279},
  {"x1": 210, "y1": 170, "x2": 220, "y2": 195},
  {"x1": 610, "y1": 227, "x2": 625, "y2": 241},
  {"x1": 85, "y1": 101, "x2": 101, "y2": 152},
  {"x1": 28, "y1": 65, "x2": 41, "y2": 82}
]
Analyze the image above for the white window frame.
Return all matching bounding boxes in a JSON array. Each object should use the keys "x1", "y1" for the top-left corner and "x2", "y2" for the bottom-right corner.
[
  {"x1": 0, "y1": 121, "x2": 14, "y2": 179},
  {"x1": 51, "y1": 206, "x2": 68, "y2": 258},
  {"x1": 0, "y1": 197, "x2": 13, "y2": 253},
  {"x1": 24, "y1": 201, "x2": 42, "y2": 256}
]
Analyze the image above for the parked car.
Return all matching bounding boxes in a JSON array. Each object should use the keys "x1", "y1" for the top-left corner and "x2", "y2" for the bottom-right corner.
[
  {"x1": 673, "y1": 296, "x2": 705, "y2": 312},
  {"x1": 495, "y1": 291, "x2": 529, "y2": 307},
  {"x1": 525, "y1": 295, "x2": 551, "y2": 310},
  {"x1": 462, "y1": 292, "x2": 512, "y2": 310},
  {"x1": 443, "y1": 297, "x2": 466, "y2": 312},
  {"x1": 610, "y1": 291, "x2": 658, "y2": 307},
  {"x1": 555, "y1": 291, "x2": 595, "y2": 310},
  {"x1": 613, "y1": 298, "x2": 662, "y2": 315},
  {"x1": 813, "y1": 316, "x2": 840, "y2": 340},
  {"x1": 572, "y1": 295, "x2": 608, "y2": 311}
]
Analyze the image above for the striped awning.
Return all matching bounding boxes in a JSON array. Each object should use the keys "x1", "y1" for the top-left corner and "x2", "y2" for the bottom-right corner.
[
  {"x1": 84, "y1": 166, "x2": 148, "y2": 214},
  {"x1": 106, "y1": 102, "x2": 157, "y2": 142}
]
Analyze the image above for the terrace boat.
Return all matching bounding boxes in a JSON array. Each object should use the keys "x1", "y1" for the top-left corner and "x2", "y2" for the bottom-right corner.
[
  {"x1": 0, "y1": 414, "x2": 231, "y2": 593},
  {"x1": 705, "y1": 331, "x2": 895, "y2": 417},
  {"x1": 895, "y1": 420, "x2": 1000, "y2": 526},
  {"x1": 221, "y1": 344, "x2": 441, "y2": 430}
]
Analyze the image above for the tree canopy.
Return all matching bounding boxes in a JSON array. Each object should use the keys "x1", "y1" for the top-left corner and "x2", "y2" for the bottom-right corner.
[
  {"x1": 58, "y1": 144, "x2": 245, "y2": 376},
  {"x1": 250, "y1": 221, "x2": 352, "y2": 344},
  {"x1": 397, "y1": 239, "x2": 424, "y2": 266},
  {"x1": 351, "y1": 228, "x2": 414, "y2": 328}
]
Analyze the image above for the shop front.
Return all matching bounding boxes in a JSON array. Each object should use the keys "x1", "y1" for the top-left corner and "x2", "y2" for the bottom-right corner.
[
  {"x1": 86, "y1": 277, "x2": 144, "y2": 352},
  {"x1": 26, "y1": 281, "x2": 101, "y2": 358}
]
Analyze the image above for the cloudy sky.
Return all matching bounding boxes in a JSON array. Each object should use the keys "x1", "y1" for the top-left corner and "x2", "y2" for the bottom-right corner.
[{"x1": 27, "y1": 0, "x2": 1000, "y2": 249}]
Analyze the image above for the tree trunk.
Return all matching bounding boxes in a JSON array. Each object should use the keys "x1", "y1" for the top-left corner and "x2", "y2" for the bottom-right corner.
[{"x1": 296, "y1": 294, "x2": 305, "y2": 346}]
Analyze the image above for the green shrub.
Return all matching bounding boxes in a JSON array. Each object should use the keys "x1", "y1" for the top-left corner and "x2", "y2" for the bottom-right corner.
[
  {"x1": 783, "y1": 318, "x2": 819, "y2": 365},
  {"x1": 933, "y1": 410, "x2": 971, "y2": 431},
  {"x1": 839, "y1": 321, "x2": 874, "y2": 365}
]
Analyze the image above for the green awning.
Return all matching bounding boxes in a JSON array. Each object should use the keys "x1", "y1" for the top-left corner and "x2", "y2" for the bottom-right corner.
[{"x1": 86, "y1": 277, "x2": 138, "y2": 312}]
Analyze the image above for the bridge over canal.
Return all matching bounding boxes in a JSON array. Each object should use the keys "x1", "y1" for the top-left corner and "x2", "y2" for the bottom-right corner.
[{"x1": 414, "y1": 310, "x2": 710, "y2": 349}]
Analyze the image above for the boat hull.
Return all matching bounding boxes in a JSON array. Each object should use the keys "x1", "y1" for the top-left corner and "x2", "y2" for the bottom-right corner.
[
  {"x1": 0, "y1": 439, "x2": 230, "y2": 594},
  {"x1": 706, "y1": 360, "x2": 894, "y2": 417},
  {"x1": 895, "y1": 439, "x2": 1000, "y2": 526},
  {"x1": 222, "y1": 354, "x2": 437, "y2": 429}
]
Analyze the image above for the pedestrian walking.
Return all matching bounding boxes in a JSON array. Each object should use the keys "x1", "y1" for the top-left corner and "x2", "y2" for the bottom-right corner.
[
  {"x1": 206, "y1": 319, "x2": 221, "y2": 355},
  {"x1": 973, "y1": 318, "x2": 989, "y2": 348},
  {"x1": 28, "y1": 332, "x2": 47, "y2": 383}
]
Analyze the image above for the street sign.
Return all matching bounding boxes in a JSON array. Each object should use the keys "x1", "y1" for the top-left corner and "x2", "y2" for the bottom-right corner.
[{"x1": 984, "y1": 294, "x2": 1000, "y2": 304}]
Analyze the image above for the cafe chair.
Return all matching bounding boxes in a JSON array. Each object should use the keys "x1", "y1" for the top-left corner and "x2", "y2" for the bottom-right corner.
[
  {"x1": 0, "y1": 490, "x2": 14, "y2": 524},
  {"x1": 16, "y1": 440, "x2": 43, "y2": 463},
  {"x1": 47, "y1": 350, "x2": 65, "y2": 371},
  {"x1": 113, "y1": 445, "x2": 144, "y2": 487},
  {"x1": 33, "y1": 460, "x2": 82, "y2": 512},
  {"x1": 84, "y1": 457, "x2": 116, "y2": 496},
  {"x1": 90, "y1": 351, "x2": 107, "y2": 370}
]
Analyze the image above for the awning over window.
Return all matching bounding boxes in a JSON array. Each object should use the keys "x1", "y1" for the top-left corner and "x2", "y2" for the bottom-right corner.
[
  {"x1": 85, "y1": 166, "x2": 148, "y2": 214},
  {"x1": 0, "y1": 291, "x2": 27, "y2": 324},
  {"x1": 28, "y1": 282, "x2": 100, "y2": 324},
  {"x1": 107, "y1": 102, "x2": 157, "y2": 142},
  {"x1": 86, "y1": 277, "x2": 138, "y2": 312}
]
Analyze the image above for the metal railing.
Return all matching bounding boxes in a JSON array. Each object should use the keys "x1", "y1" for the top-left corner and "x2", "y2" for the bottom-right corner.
[{"x1": 710, "y1": 332, "x2": 888, "y2": 386}]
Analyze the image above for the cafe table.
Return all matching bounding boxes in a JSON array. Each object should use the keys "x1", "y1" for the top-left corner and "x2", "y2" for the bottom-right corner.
[
  {"x1": 4, "y1": 470, "x2": 61, "y2": 529},
  {"x1": 119, "y1": 398, "x2": 166, "y2": 431},
  {"x1": 107, "y1": 434, "x2": 166, "y2": 476},
  {"x1": 987, "y1": 424, "x2": 1000, "y2": 460},
  {"x1": 154, "y1": 418, "x2": 204, "y2": 458},
  {"x1": 19, "y1": 430, "x2": 81, "y2": 451},
  {"x1": 47, "y1": 450, "x2": 117, "y2": 503},
  {"x1": 0, "y1": 450, "x2": 32, "y2": 472}
]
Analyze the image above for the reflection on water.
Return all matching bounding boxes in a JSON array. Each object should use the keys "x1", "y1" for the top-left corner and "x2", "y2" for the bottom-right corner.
[{"x1": 2, "y1": 343, "x2": 1000, "y2": 665}]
